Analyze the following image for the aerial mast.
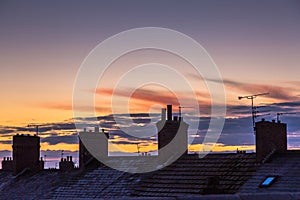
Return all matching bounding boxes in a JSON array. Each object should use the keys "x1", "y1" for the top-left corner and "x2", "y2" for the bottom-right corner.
[
  {"x1": 136, "y1": 143, "x2": 140, "y2": 156},
  {"x1": 238, "y1": 92, "x2": 269, "y2": 133},
  {"x1": 178, "y1": 106, "x2": 193, "y2": 118},
  {"x1": 28, "y1": 123, "x2": 48, "y2": 136},
  {"x1": 276, "y1": 112, "x2": 297, "y2": 123}
]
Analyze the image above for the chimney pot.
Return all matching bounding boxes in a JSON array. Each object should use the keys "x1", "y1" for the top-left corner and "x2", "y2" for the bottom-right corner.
[
  {"x1": 161, "y1": 108, "x2": 166, "y2": 121},
  {"x1": 167, "y1": 105, "x2": 172, "y2": 121}
]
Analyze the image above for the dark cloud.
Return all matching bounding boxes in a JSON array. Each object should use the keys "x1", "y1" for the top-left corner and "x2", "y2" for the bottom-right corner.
[
  {"x1": 0, "y1": 109, "x2": 299, "y2": 153},
  {"x1": 190, "y1": 116, "x2": 255, "y2": 146},
  {"x1": 270, "y1": 101, "x2": 300, "y2": 108},
  {"x1": 227, "y1": 105, "x2": 252, "y2": 115},
  {"x1": 0, "y1": 141, "x2": 11, "y2": 145},
  {"x1": 109, "y1": 129, "x2": 156, "y2": 142},
  {"x1": 41, "y1": 135, "x2": 78, "y2": 145},
  {"x1": 51, "y1": 123, "x2": 76, "y2": 130},
  {"x1": 110, "y1": 140, "x2": 140, "y2": 145},
  {"x1": 0, "y1": 128, "x2": 15, "y2": 135}
]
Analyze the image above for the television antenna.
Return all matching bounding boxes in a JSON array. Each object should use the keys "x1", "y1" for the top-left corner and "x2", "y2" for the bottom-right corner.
[
  {"x1": 136, "y1": 144, "x2": 140, "y2": 156},
  {"x1": 238, "y1": 92, "x2": 269, "y2": 132},
  {"x1": 28, "y1": 123, "x2": 49, "y2": 136},
  {"x1": 253, "y1": 106, "x2": 270, "y2": 119},
  {"x1": 178, "y1": 106, "x2": 193, "y2": 118},
  {"x1": 276, "y1": 112, "x2": 297, "y2": 122}
]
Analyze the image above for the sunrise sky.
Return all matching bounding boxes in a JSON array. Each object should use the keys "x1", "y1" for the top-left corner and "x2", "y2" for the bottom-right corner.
[{"x1": 0, "y1": 0, "x2": 300, "y2": 167}]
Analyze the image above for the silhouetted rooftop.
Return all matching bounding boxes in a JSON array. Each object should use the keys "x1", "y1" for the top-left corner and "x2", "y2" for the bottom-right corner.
[
  {"x1": 0, "y1": 153, "x2": 259, "y2": 199},
  {"x1": 240, "y1": 150, "x2": 300, "y2": 194},
  {"x1": 2, "y1": 151, "x2": 300, "y2": 199}
]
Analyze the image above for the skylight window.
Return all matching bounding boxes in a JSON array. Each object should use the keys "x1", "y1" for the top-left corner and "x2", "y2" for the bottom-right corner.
[{"x1": 259, "y1": 176, "x2": 278, "y2": 187}]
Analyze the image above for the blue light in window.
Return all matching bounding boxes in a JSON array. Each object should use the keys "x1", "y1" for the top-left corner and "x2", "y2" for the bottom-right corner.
[
  {"x1": 261, "y1": 177, "x2": 275, "y2": 185},
  {"x1": 260, "y1": 176, "x2": 278, "y2": 187}
]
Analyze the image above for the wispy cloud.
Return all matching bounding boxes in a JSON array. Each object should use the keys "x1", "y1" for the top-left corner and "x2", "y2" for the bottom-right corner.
[{"x1": 206, "y1": 78, "x2": 299, "y2": 101}]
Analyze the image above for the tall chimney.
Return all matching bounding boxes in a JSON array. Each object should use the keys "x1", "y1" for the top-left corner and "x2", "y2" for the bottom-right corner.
[
  {"x1": 13, "y1": 134, "x2": 42, "y2": 175},
  {"x1": 157, "y1": 104, "x2": 189, "y2": 166},
  {"x1": 255, "y1": 119, "x2": 287, "y2": 163},
  {"x1": 161, "y1": 108, "x2": 166, "y2": 121},
  {"x1": 79, "y1": 127, "x2": 109, "y2": 169},
  {"x1": 167, "y1": 105, "x2": 172, "y2": 121}
]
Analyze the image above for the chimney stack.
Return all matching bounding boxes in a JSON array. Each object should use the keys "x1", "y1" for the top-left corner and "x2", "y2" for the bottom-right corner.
[
  {"x1": 79, "y1": 127, "x2": 109, "y2": 169},
  {"x1": 12, "y1": 134, "x2": 43, "y2": 174},
  {"x1": 255, "y1": 119, "x2": 287, "y2": 163},
  {"x1": 157, "y1": 105, "x2": 189, "y2": 165},
  {"x1": 167, "y1": 105, "x2": 172, "y2": 121}
]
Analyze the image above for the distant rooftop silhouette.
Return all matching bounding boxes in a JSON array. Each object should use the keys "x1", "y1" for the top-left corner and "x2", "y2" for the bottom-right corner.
[{"x1": 1, "y1": 105, "x2": 299, "y2": 199}]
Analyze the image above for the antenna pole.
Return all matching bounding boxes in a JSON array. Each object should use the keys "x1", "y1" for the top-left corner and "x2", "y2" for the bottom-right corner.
[
  {"x1": 179, "y1": 106, "x2": 182, "y2": 118},
  {"x1": 136, "y1": 144, "x2": 140, "y2": 155},
  {"x1": 178, "y1": 106, "x2": 193, "y2": 119},
  {"x1": 276, "y1": 112, "x2": 298, "y2": 122},
  {"x1": 238, "y1": 92, "x2": 269, "y2": 133},
  {"x1": 251, "y1": 98, "x2": 255, "y2": 129},
  {"x1": 28, "y1": 123, "x2": 49, "y2": 136}
]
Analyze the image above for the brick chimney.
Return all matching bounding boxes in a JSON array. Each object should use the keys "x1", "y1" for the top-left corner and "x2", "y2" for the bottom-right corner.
[
  {"x1": 1, "y1": 157, "x2": 13, "y2": 171},
  {"x1": 12, "y1": 134, "x2": 43, "y2": 175},
  {"x1": 157, "y1": 105, "x2": 189, "y2": 164},
  {"x1": 255, "y1": 119, "x2": 287, "y2": 163},
  {"x1": 79, "y1": 127, "x2": 109, "y2": 168},
  {"x1": 59, "y1": 156, "x2": 75, "y2": 171}
]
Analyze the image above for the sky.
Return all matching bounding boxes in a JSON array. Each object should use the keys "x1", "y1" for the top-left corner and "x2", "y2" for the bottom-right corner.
[{"x1": 0, "y1": 0, "x2": 300, "y2": 168}]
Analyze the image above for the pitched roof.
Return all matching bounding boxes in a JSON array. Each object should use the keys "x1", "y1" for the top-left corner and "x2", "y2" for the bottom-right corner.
[
  {"x1": 134, "y1": 153, "x2": 257, "y2": 197},
  {"x1": 0, "y1": 153, "x2": 258, "y2": 199},
  {"x1": 0, "y1": 170, "x2": 78, "y2": 199},
  {"x1": 52, "y1": 153, "x2": 257, "y2": 198},
  {"x1": 239, "y1": 150, "x2": 300, "y2": 194},
  {"x1": 53, "y1": 165, "x2": 140, "y2": 199}
]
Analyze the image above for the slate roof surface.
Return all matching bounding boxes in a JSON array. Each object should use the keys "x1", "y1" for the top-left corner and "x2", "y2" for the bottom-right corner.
[
  {"x1": 0, "y1": 170, "x2": 78, "y2": 200},
  {"x1": 239, "y1": 150, "x2": 300, "y2": 194},
  {"x1": 0, "y1": 153, "x2": 258, "y2": 199},
  {"x1": 134, "y1": 153, "x2": 257, "y2": 197},
  {"x1": 52, "y1": 165, "x2": 141, "y2": 199},
  {"x1": 51, "y1": 153, "x2": 257, "y2": 199}
]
